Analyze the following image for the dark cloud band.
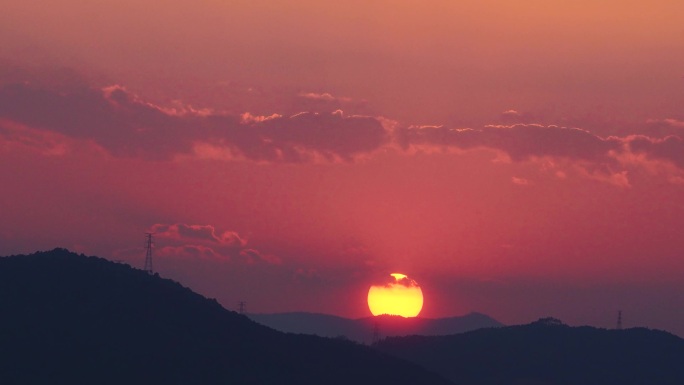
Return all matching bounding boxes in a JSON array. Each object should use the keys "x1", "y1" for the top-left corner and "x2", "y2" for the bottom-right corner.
[{"x1": 2, "y1": 82, "x2": 683, "y2": 171}]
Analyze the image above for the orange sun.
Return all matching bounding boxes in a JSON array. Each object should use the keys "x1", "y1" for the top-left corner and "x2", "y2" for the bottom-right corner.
[{"x1": 367, "y1": 273, "x2": 423, "y2": 317}]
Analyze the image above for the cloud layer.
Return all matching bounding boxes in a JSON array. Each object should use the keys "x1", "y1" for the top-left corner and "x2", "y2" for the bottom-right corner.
[
  {"x1": 2, "y1": 81, "x2": 684, "y2": 182},
  {"x1": 0, "y1": 83, "x2": 387, "y2": 162},
  {"x1": 397, "y1": 124, "x2": 621, "y2": 162}
]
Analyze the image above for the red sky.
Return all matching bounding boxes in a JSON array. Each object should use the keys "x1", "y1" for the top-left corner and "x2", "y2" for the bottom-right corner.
[{"x1": 2, "y1": 1, "x2": 684, "y2": 335}]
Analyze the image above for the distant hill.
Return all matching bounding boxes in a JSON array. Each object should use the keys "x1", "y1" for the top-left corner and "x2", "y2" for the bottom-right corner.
[
  {"x1": 248, "y1": 312, "x2": 502, "y2": 343},
  {"x1": 0, "y1": 249, "x2": 454, "y2": 385},
  {"x1": 375, "y1": 317, "x2": 684, "y2": 385}
]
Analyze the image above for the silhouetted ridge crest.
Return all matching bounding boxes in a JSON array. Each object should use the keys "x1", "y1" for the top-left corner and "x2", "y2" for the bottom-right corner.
[
  {"x1": 249, "y1": 311, "x2": 503, "y2": 343},
  {"x1": 0, "y1": 249, "x2": 454, "y2": 385},
  {"x1": 375, "y1": 318, "x2": 684, "y2": 385}
]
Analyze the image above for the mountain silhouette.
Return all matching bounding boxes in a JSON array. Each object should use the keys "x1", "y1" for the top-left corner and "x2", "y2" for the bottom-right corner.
[
  {"x1": 375, "y1": 317, "x2": 684, "y2": 385},
  {"x1": 0, "y1": 249, "x2": 454, "y2": 385},
  {"x1": 249, "y1": 312, "x2": 502, "y2": 343}
]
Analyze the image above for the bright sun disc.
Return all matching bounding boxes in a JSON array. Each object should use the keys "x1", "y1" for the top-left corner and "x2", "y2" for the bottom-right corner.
[{"x1": 367, "y1": 273, "x2": 423, "y2": 317}]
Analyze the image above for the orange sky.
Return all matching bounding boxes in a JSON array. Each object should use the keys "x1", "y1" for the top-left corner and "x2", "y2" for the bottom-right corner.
[{"x1": 1, "y1": 1, "x2": 684, "y2": 334}]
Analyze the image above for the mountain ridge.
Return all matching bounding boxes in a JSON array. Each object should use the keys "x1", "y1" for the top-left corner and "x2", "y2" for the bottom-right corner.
[
  {"x1": 0, "y1": 248, "x2": 455, "y2": 385},
  {"x1": 375, "y1": 317, "x2": 684, "y2": 385},
  {"x1": 248, "y1": 311, "x2": 503, "y2": 343}
]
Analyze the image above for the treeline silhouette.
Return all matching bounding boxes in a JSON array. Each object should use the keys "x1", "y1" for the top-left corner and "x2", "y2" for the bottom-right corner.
[
  {"x1": 376, "y1": 317, "x2": 684, "y2": 385},
  {"x1": 0, "y1": 249, "x2": 454, "y2": 385}
]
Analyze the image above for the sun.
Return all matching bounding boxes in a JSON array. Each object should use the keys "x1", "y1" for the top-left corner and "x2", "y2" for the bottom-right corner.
[{"x1": 367, "y1": 273, "x2": 423, "y2": 317}]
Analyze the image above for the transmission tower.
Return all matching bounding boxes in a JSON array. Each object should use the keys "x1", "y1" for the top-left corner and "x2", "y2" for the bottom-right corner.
[
  {"x1": 144, "y1": 232, "x2": 154, "y2": 274},
  {"x1": 371, "y1": 321, "x2": 381, "y2": 345},
  {"x1": 616, "y1": 310, "x2": 623, "y2": 330},
  {"x1": 237, "y1": 301, "x2": 247, "y2": 314}
]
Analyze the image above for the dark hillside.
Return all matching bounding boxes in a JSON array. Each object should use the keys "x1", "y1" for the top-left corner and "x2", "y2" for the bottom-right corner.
[
  {"x1": 376, "y1": 317, "x2": 684, "y2": 385},
  {"x1": 0, "y1": 249, "x2": 453, "y2": 385}
]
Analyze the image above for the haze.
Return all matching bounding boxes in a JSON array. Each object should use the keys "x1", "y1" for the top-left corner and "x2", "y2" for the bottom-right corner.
[{"x1": 1, "y1": 1, "x2": 683, "y2": 335}]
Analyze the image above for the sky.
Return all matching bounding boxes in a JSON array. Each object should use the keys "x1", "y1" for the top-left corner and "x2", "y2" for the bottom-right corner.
[{"x1": 1, "y1": 0, "x2": 684, "y2": 335}]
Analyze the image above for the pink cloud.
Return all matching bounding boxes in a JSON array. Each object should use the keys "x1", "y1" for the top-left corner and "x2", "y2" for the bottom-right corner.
[
  {"x1": 626, "y1": 135, "x2": 684, "y2": 169},
  {"x1": 157, "y1": 245, "x2": 222, "y2": 260},
  {"x1": 240, "y1": 112, "x2": 282, "y2": 124},
  {"x1": 147, "y1": 223, "x2": 279, "y2": 265},
  {"x1": 0, "y1": 82, "x2": 387, "y2": 162},
  {"x1": 150, "y1": 223, "x2": 246, "y2": 247},
  {"x1": 580, "y1": 168, "x2": 631, "y2": 188},
  {"x1": 499, "y1": 109, "x2": 535, "y2": 124},
  {"x1": 0, "y1": 119, "x2": 72, "y2": 156},
  {"x1": 299, "y1": 92, "x2": 337, "y2": 101},
  {"x1": 293, "y1": 91, "x2": 365, "y2": 115},
  {"x1": 397, "y1": 124, "x2": 621, "y2": 163},
  {"x1": 153, "y1": 245, "x2": 281, "y2": 265},
  {"x1": 511, "y1": 177, "x2": 529, "y2": 185},
  {"x1": 3, "y1": 76, "x2": 684, "y2": 179},
  {"x1": 663, "y1": 119, "x2": 684, "y2": 128}
]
